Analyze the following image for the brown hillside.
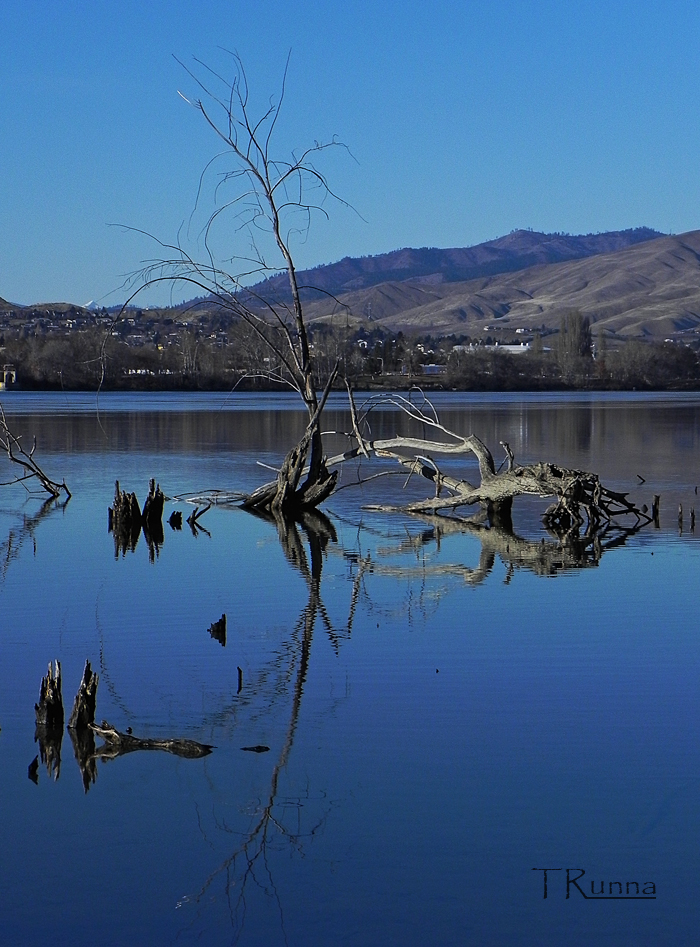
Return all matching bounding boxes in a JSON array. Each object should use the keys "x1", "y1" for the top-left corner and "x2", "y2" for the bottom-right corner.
[{"x1": 302, "y1": 231, "x2": 700, "y2": 340}]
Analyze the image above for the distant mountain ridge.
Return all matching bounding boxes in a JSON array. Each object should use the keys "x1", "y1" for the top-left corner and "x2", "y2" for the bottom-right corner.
[
  {"x1": 296, "y1": 230, "x2": 700, "y2": 340},
  {"x1": 249, "y1": 227, "x2": 664, "y2": 301}
]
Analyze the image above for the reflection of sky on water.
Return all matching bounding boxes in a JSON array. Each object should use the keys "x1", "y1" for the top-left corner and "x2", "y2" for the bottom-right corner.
[{"x1": 0, "y1": 393, "x2": 699, "y2": 945}]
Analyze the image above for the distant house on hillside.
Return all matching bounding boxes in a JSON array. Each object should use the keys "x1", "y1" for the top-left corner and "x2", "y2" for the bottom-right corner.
[{"x1": 0, "y1": 364, "x2": 17, "y2": 389}]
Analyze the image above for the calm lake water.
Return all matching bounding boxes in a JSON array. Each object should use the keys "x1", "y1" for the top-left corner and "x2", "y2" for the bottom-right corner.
[{"x1": 1, "y1": 390, "x2": 699, "y2": 946}]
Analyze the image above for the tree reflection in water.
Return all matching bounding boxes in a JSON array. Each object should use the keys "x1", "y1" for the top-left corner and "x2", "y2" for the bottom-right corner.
[
  {"x1": 9, "y1": 491, "x2": 648, "y2": 943},
  {"x1": 179, "y1": 505, "x2": 644, "y2": 941},
  {"x1": 1, "y1": 495, "x2": 69, "y2": 585},
  {"x1": 362, "y1": 510, "x2": 646, "y2": 585},
  {"x1": 179, "y1": 508, "x2": 361, "y2": 943}
]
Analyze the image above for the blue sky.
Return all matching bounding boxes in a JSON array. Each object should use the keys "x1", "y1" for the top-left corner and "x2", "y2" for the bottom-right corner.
[{"x1": 1, "y1": 0, "x2": 699, "y2": 306}]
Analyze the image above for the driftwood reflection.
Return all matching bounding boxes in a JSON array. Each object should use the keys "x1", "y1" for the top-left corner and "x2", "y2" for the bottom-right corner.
[
  {"x1": 368, "y1": 511, "x2": 645, "y2": 585},
  {"x1": 250, "y1": 506, "x2": 367, "y2": 650}
]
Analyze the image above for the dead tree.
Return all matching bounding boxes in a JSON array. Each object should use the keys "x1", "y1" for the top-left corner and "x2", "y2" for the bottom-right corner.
[
  {"x1": 124, "y1": 53, "x2": 352, "y2": 516},
  {"x1": 125, "y1": 56, "x2": 649, "y2": 528},
  {"x1": 0, "y1": 405, "x2": 71, "y2": 499}
]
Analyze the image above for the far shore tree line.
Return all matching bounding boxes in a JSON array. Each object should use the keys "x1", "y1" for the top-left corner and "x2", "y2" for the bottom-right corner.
[{"x1": 0, "y1": 310, "x2": 699, "y2": 391}]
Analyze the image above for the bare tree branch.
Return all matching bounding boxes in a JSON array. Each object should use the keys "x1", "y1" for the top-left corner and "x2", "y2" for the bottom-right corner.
[{"x1": 0, "y1": 405, "x2": 71, "y2": 499}]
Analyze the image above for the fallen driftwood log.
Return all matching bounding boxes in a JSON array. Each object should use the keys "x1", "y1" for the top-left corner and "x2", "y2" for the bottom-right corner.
[
  {"x1": 359, "y1": 433, "x2": 650, "y2": 530},
  {"x1": 90, "y1": 721, "x2": 213, "y2": 760},
  {"x1": 322, "y1": 393, "x2": 652, "y2": 530},
  {"x1": 235, "y1": 391, "x2": 652, "y2": 532}
]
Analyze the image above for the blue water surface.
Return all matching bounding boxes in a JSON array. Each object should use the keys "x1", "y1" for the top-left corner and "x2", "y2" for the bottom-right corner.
[{"x1": 0, "y1": 392, "x2": 698, "y2": 946}]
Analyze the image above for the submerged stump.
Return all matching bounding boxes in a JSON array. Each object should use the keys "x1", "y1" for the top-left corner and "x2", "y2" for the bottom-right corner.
[
  {"x1": 207, "y1": 614, "x2": 227, "y2": 647},
  {"x1": 109, "y1": 479, "x2": 166, "y2": 558},
  {"x1": 35, "y1": 660, "x2": 64, "y2": 730},
  {"x1": 33, "y1": 660, "x2": 64, "y2": 781},
  {"x1": 68, "y1": 659, "x2": 99, "y2": 732}
]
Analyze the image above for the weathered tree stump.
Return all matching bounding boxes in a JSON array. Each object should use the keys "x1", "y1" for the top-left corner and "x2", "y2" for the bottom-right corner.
[
  {"x1": 142, "y1": 479, "x2": 165, "y2": 558},
  {"x1": 109, "y1": 481, "x2": 142, "y2": 555},
  {"x1": 35, "y1": 660, "x2": 64, "y2": 730},
  {"x1": 34, "y1": 660, "x2": 64, "y2": 781},
  {"x1": 68, "y1": 660, "x2": 99, "y2": 732},
  {"x1": 67, "y1": 660, "x2": 100, "y2": 791},
  {"x1": 142, "y1": 479, "x2": 165, "y2": 530},
  {"x1": 109, "y1": 479, "x2": 166, "y2": 558}
]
